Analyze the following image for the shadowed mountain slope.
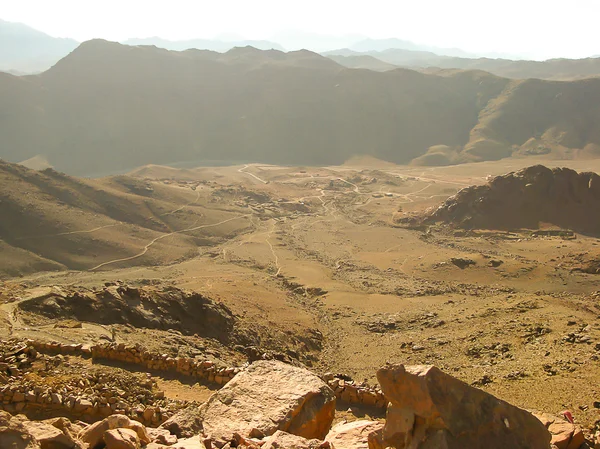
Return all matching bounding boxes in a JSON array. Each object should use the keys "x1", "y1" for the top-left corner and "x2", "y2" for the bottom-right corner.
[
  {"x1": 2, "y1": 40, "x2": 600, "y2": 175},
  {"x1": 0, "y1": 160, "x2": 250, "y2": 276}
]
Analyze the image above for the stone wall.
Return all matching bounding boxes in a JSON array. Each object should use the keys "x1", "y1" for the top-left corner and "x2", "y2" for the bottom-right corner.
[{"x1": 1, "y1": 339, "x2": 387, "y2": 422}]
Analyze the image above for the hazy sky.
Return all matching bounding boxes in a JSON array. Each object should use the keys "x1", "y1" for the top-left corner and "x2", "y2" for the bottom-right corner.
[{"x1": 3, "y1": 0, "x2": 599, "y2": 59}]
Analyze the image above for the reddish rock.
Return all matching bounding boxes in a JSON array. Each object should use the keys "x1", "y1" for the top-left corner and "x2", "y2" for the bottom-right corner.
[
  {"x1": 376, "y1": 364, "x2": 551, "y2": 449},
  {"x1": 325, "y1": 420, "x2": 384, "y2": 449}
]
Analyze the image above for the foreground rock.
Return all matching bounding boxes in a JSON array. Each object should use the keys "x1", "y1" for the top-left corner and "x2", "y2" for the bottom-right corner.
[
  {"x1": 376, "y1": 364, "x2": 552, "y2": 449},
  {"x1": 326, "y1": 420, "x2": 384, "y2": 449},
  {"x1": 104, "y1": 428, "x2": 141, "y2": 449},
  {"x1": 168, "y1": 360, "x2": 336, "y2": 445},
  {"x1": 534, "y1": 412, "x2": 585, "y2": 449},
  {"x1": 80, "y1": 414, "x2": 150, "y2": 449},
  {"x1": 261, "y1": 430, "x2": 328, "y2": 449},
  {"x1": 0, "y1": 411, "x2": 41, "y2": 449}
]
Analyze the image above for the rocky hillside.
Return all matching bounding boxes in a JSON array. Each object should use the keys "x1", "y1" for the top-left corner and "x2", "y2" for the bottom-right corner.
[
  {"x1": 419, "y1": 165, "x2": 600, "y2": 236},
  {"x1": 0, "y1": 160, "x2": 250, "y2": 276},
  {"x1": 2, "y1": 41, "x2": 600, "y2": 174}
]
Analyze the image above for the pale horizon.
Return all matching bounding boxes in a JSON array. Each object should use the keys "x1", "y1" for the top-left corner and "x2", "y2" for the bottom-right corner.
[{"x1": 2, "y1": 0, "x2": 600, "y2": 60}]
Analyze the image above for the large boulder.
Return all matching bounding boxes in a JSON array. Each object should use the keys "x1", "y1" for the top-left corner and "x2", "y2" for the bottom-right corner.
[
  {"x1": 376, "y1": 364, "x2": 552, "y2": 449},
  {"x1": 325, "y1": 420, "x2": 384, "y2": 449},
  {"x1": 196, "y1": 360, "x2": 336, "y2": 444}
]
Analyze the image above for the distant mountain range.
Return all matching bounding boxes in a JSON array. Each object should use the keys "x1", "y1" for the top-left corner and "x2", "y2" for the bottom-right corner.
[
  {"x1": 1, "y1": 18, "x2": 599, "y2": 78},
  {"x1": 122, "y1": 37, "x2": 284, "y2": 52},
  {"x1": 326, "y1": 49, "x2": 600, "y2": 81},
  {"x1": 0, "y1": 19, "x2": 78, "y2": 73},
  {"x1": 2, "y1": 40, "x2": 600, "y2": 176}
]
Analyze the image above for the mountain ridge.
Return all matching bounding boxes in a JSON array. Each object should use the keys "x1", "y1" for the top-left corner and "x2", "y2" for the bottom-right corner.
[{"x1": 2, "y1": 40, "x2": 600, "y2": 175}]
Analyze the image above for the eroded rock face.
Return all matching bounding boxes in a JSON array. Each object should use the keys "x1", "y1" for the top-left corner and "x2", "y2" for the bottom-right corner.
[
  {"x1": 419, "y1": 165, "x2": 600, "y2": 236},
  {"x1": 376, "y1": 364, "x2": 551, "y2": 449},
  {"x1": 197, "y1": 360, "x2": 336, "y2": 444}
]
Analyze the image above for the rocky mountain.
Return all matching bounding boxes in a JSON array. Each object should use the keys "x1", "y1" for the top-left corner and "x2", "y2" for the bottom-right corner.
[
  {"x1": 2, "y1": 40, "x2": 600, "y2": 175},
  {"x1": 419, "y1": 165, "x2": 600, "y2": 236},
  {"x1": 0, "y1": 19, "x2": 78, "y2": 73},
  {"x1": 327, "y1": 48, "x2": 600, "y2": 81}
]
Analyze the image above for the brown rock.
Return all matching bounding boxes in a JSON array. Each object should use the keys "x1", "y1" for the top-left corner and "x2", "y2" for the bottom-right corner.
[
  {"x1": 80, "y1": 415, "x2": 148, "y2": 449},
  {"x1": 261, "y1": 430, "x2": 326, "y2": 449},
  {"x1": 44, "y1": 417, "x2": 86, "y2": 443},
  {"x1": 198, "y1": 360, "x2": 336, "y2": 443},
  {"x1": 147, "y1": 427, "x2": 178, "y2": 446},
  {"x1": 104, "y1": 428, "x2": 140, "y2": 449},
  {"x1": 548, "y1": 421, "x2": 585, "y2": 449},
  {"x1": 326, "y1": 420, "x2": 384, "y2": 449},
  {"x1": 159, "y1": 405, "x2": 204, "y2": 439},
  {"x1": 0, "y1": 411, "x2": 41, "y2": 449},
  {"x1": 147, "y1": 437, "x2": 203, "y2": 449},
  {"x1": 21, "y1": 420, "x2": 83, "y2": 449},
  {"x1": 376, "y1": 364, "x2": 551, "y2": 449}
]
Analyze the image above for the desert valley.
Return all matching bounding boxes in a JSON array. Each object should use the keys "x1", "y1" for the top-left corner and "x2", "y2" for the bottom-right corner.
[{"x1": 2, "y1": 11, "x2": 600, "y2": 449}]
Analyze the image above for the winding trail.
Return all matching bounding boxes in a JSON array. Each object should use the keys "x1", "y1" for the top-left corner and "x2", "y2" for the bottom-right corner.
[
  {"x1": 238, "y1": 165, "x2": 268, "y2": 184},
  {"x1": 15, "y1": 224, "x2": 121, "y2": 241},
  {"x1": 160, "y1": 188, "x2": 201, "y2": 216},
  {"x1": 265, "y1": 220, "x2": 282, "y2": 277},
  {"x1": 89, "y1": 214, "x2": 250, "y2": 271}
]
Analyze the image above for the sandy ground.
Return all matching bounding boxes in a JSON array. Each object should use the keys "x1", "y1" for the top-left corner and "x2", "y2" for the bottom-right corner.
[{"x1": 3, "y1": 157, "x2": 600, "y2": 427}]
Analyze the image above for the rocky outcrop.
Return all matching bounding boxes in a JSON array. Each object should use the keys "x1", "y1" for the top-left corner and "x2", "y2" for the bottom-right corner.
[
  {"x1": 18, "y1": 286, "x2": 236, "y2": 343},
  {"x1": 419, "y1": 165, "x2": 600, "y2": 236},
  {"x1": 191, "y1": 360, "x2": 336, "y2": 445},
  {"x1": 375, "y1": 364, "x2": 552, "y2": 449}
]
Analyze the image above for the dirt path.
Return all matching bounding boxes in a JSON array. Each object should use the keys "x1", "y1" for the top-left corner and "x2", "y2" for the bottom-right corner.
[
  {"x1": 89, "y1": 214, "x2": 250, "y2": 271},
  {"x1": 160, "y1": 188, "x2": 201, "y2": 216},
  {"x1": 238, "y1": 165, "x2": 268, "y2": 184},
  {"x1": 15, "y1": 223, "x2": 122, "y2": 241}
]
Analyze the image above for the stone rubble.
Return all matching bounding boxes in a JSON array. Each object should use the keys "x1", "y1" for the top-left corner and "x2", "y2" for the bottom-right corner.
[{"x1": 1, "y1": 337, "x2": 595, "y2": 449}]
